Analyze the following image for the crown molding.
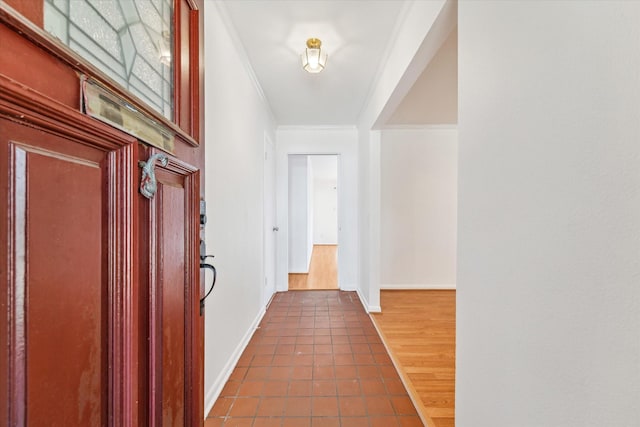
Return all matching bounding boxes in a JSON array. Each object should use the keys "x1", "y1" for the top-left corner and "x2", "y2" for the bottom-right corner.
[
  {"x1": 277, "y1": 125, "x2": 358, "y2": 132},
  {"x1": 381, "y1": 124, "x2": 458, "y2": 131}
]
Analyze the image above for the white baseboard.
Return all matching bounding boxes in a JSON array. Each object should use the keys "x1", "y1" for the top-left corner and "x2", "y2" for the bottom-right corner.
[
  {"x1": 368, "y1": 304, "x2": 382, "y2": 313},
  {"x1": 380, "y1": 283, "x2": 456, "y2": 290},
  {"x1": 203, "y1": 307, "x2": 266, "y2": 419},
  {"x1": 355, "y1": 287, "x2": 382, "y2": 313},
  {"x1": 340, "y1": 282, "x2": 357, "y2": 291},
  {"x1": 355, "y1": 287, "x2": 369, "y2": 311}
]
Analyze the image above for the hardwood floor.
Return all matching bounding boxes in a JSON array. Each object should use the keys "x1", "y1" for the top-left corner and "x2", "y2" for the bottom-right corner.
[
  {"x1": 371, "y1": 290, "x2": 456, "y2": 427},
  {"x1": 288, "y1": 245, "x2": 338, "y2": 290}
]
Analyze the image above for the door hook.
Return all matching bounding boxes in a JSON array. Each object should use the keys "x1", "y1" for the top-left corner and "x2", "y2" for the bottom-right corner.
[{"x1": 139, "y1": 153, "x2": 168, "y2": 199}]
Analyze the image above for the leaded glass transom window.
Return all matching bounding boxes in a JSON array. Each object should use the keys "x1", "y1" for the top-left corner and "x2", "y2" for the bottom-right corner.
[{"x1": 44, "y1": 0, "x2": 174, "y2": 120}]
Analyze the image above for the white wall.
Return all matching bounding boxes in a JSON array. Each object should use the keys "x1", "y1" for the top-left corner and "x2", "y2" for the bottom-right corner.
[
  {"x1": 311, "y1": 156, "x2": 338, "y2": 245},
  {"x1": 313, "y1": 177, "x2": 338, "y2": 244},
  {"x1": 203, "y1": 3, "x2": 276, "y2": 417},
  {"x1": 287, "y1": 155, "x2": 311, "y2": 273},
  {"x1": 457, "y1": 2, "x2": 640, "y2": 426},
  {"x1": 276, "y1": 128, "x2": 359, "y2": 292},
  {"x1": 380, "y1": 128, "x2": 457, "y2": 289}
]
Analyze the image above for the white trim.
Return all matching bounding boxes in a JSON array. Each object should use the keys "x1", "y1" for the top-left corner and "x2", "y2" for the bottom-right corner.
[
  {"x1": 380, "y1": 283, "x2": 456, "y2": 290},
  {"x1": 381, "y1": 124, "x2": 458, "y2": 131},
  {"x1": 368, "y1": 304, "x2": 382, "y2": 313},
  {"x1": 277, "y1": 125, "x2": 358, "y2": 132},
  {"x1": 213, "y1": 2, "x2": 277, "y2": 125},
  {"x1": 203, "y1": 307, "x2": 266, "y2": 418},
  {"x1": 356, "y1": 287, "x2": 369, "y2": 312},
  {"x1": 356, "y1": 287, "x2": 382, "y2": 313},
  {"x1": 340, "y1": 283, "x2": 358, "y2": 292}
]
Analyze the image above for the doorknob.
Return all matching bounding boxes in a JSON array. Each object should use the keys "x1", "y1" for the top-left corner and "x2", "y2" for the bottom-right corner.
[
  {"x1": 272, "y1": 226, "x2": 279, "y2": 232},
  {"x1": 200, "y1": 254, "x2": 216, "y2": 316}
]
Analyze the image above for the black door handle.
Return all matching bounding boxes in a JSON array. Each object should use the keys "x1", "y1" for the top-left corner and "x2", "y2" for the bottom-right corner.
[{"x1": 200, "y1": 255, "x2": 216, "y2": 315}]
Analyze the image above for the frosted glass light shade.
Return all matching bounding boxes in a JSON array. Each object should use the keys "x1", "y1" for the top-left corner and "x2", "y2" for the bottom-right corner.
[{"x1": 301, "y1": 39, "x2": 327, "y2": 73}]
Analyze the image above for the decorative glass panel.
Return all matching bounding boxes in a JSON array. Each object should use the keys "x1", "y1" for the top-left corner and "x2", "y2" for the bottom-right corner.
[{"x1": 44, "y1": 0, "x2": 174, "y2": 120}]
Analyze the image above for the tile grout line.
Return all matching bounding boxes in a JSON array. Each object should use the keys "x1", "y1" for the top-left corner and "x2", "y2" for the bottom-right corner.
[{"x1": 207, "y1": 291, "x2": 423, "y2": 426}]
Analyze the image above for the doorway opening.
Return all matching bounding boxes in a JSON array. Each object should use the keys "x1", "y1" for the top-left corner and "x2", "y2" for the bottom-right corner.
[{"x1": 287, "y1": 154, "x2": 338, "y2": 290}]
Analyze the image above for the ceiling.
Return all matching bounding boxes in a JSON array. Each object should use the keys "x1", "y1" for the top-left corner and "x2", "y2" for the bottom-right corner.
[
  {"x1": 221, "y1": 0, "x2": 407, "y2": 126},
  {"x1": 221, "y1": 1, "x2": 458, "y2": 127}
]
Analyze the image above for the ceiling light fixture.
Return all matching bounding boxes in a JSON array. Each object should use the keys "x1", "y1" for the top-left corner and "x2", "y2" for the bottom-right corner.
[{"x1": 301, "y1": 38, "x2": 327, "y2": 73}]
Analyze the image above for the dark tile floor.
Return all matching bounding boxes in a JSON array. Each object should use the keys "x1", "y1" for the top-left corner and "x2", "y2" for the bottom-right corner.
[{"x1": 206, "y1": 290, "x2": 423, "y2": 427}]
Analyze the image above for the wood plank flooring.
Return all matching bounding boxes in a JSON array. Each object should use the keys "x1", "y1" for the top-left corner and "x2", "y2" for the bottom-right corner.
[
  {"x1": 289, "y1": 245, "x2": 338, "y2": 290},
  {"x1": 371, "y1": 290, "x2": 456, "y2": 427}
]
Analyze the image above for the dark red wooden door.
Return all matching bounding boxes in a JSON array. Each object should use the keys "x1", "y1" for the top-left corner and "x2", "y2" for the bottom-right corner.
[{"x1": 1, "y1": 0, "x2": 205, "y2": 424}]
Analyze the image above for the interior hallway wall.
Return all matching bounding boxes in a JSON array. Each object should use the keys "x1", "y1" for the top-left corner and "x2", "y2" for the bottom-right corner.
[
  {"x1": 203, "y1": 3, "x2": 277, "y2": 416},
  {"x1": 457, "y1": 2, "x2": 640, "y2": 426},
  {"x1": 380, "y1": 128, "x2": 457, "y2": 289}
]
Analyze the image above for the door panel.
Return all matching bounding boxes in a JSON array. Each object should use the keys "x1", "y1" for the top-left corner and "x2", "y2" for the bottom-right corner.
[
  {"x1": 161, "y1": 184, "x2": 186, "y2": 427},
  {"x1": 1, "y1": 121, "x2": 112, "y2": 426},
  {"x1": 147, "y1": 153, "x2": 200, "y2": 427},
  {"x1": 25, "y1": 147, "x2": 106, "y2": 426}
]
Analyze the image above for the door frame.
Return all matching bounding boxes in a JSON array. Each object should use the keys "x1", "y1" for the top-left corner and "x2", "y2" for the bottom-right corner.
[
  {"x1": 286, "y1": 154, "x2": 340, "y2": 284},
  {"x1": 275, "y1": 136, "x2": 355, "y2": 293}
]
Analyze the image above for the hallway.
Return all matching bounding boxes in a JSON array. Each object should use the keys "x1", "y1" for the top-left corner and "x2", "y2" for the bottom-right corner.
[
  {"x1": 206, "y1": 291, "x2": 423, "y2": 426},
  {"x1": 289, "y1": 245, "x2": 339, "y2": 290}
]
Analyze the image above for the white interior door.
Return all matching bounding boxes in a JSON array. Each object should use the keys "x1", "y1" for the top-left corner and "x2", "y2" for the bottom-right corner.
[{"x1": 263, "y1": 134, "x2": 277, "y2": 306}]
